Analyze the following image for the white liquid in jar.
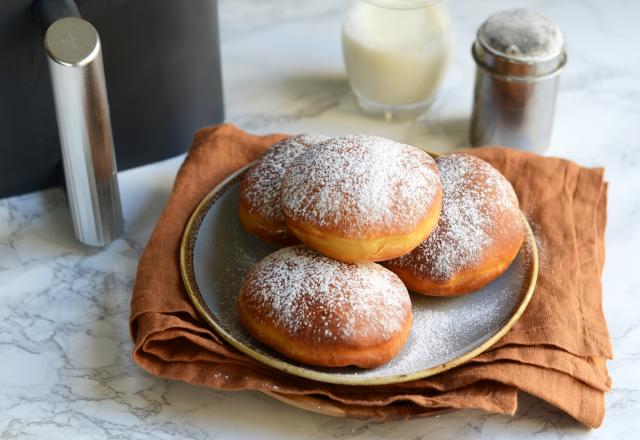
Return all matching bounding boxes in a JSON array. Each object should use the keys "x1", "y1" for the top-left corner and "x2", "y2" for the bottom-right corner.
[{"x1": 342, "y1": 0, "x2": 452, "y2": 107}]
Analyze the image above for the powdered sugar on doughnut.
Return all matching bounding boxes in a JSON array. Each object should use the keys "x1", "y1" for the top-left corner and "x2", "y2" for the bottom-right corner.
[
  {"x1": 280, "y1": 134, "x2": 440, "y2": 238},
  {"x1": 240, "y1": 134, "x2": 330, "y2": 222},
  {"x1": 389, "y1": 153, "x2": 519, "y2": 281},
  {"x1": 239, "y1": 246, "x2": 411, "y2": 343}
]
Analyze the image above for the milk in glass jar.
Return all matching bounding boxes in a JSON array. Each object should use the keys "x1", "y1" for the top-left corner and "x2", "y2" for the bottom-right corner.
[{"x1": 342, "y1": 0, "x2": 452, "y2": 119}]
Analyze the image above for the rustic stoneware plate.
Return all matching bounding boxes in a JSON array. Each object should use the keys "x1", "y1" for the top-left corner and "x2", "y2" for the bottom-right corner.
[{"x1": 180, "y1": 163, "x2": 538, "y2": 387}]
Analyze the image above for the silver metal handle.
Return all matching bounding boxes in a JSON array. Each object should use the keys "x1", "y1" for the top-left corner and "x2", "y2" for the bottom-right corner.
[{"x1": 45, "y1": 17, "x2": 123, "y2": 246}]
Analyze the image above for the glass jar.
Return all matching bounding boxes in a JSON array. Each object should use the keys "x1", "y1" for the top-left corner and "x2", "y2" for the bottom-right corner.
[{"x1": 342, "y1": 0, "x2": 452, "y2": 119}]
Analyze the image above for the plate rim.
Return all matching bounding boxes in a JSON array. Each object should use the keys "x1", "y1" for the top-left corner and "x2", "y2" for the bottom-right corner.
[{"x1": 179, "y1": 162, "x2": 539, "y2": 386}]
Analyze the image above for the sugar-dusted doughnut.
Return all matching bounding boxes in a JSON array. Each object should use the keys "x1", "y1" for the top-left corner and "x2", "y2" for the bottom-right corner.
[
  {"x1": 280, "y1": 135, "x2": 442, "y2": 263},
  {"x1": 385, "y1": 153, "x2": 524, "y2": 296},
  {"x1": 237, "y1": 246, "x2": 412, "y2": 368},
  {"x1": 238, "y1": 134, "x2": 329, "y2": 245}
]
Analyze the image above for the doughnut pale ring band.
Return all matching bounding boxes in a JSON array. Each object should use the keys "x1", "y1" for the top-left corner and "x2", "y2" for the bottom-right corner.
[{"x1": 280, "y1": 134, "x2": 443, "y2": 263}]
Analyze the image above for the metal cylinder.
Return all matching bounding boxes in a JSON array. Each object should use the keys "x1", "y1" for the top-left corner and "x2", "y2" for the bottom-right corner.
[
  {"x1": 469, "y1": 8, "x2": 567, "y2": 153},
  {"x1": 45, "y1": 17, "x2": 123, "y2": 246}
]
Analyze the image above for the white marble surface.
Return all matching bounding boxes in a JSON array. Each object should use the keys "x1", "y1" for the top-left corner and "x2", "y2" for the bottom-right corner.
[{"x1": 1, "y1": 0, "x2": 639, "y2": 438}]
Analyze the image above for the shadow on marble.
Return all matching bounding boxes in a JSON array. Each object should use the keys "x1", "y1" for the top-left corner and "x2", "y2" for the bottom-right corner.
[
  {"x1": 36, "y1": 191, "x2": 84, "y2": 250},
  {"x1": 303, "y1": 392, "x2": 588, "y2": 439},
  {"x1": 125, "y1": 378, "x2": 590, "y2": 439},
  {"x1": 230, "y1": 73, "x2": 352, "y2": 130},
  {"x1": 1, "y1": 187, "x2": 96, "y2": 259},
  {"x1": 511, "y1": 392, "x2": 587, "y2": 431},
  {"x1": 122, "y1": 184, "x2": 175, "y2": 241},
  {"x1": 404, "y1": 116, "x2": 471, "y2": 153}
]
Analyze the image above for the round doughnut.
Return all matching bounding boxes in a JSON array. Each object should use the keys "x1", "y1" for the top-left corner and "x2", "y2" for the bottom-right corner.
[
  {"x1": 238, "y1": 134, "x2": 329, "y2": 245},
  {"x1": 385, "y1": 153, "x2": 524, "y2": 296},
  {"x1": 279, "y1": 134, "x2": 442, "y2": 263},
  {"x1": 237, "y1": 246, "x2": 413, "y2": 368}
]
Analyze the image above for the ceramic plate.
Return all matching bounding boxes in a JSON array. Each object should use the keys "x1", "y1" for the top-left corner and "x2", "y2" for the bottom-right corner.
[{"x1": 180, "y1": 164, "x2": 538, "y2": 386}]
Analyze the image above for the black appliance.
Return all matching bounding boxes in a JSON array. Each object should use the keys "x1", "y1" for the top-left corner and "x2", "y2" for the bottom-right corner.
[{"x1": 0, "y1": 0, "x2": 225, "y2": 199}]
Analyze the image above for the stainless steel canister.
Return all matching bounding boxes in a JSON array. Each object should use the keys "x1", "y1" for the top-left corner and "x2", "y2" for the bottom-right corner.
[
  {"x1": 470, "y1": 8, "x2": 567, "y2": 152},
  {"x1": 45, "y1": 16, "x2": 123, "y2": 246}
]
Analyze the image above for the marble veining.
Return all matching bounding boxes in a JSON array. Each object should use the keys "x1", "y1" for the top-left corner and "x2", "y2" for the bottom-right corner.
[{"x1": 1, "y1": 0, "x2": 639, "y2": 438}]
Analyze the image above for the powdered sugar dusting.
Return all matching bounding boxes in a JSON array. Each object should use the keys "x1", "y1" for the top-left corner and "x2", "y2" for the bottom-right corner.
[
  {"x1": 196, "y1": 179, "x2": 534, "y2": 379},
  {"x1": 240, "y1": 134, "x2": 330, "y2": 222},
  {"x1": 389, "y1": 153, "x2": 519, "y2": 281},
  {"x1": 480, "y1": 8, "x2": 564, "y2": 60},
  {"x1": 280, "y1": 134, "x2": 440, "y2": 238},
  {"x1": 239, "y1": 246, "x2": 411, "y2": 343},
  {"x1": 381, "y1": 250, "x2": 527, "y2": 374}
]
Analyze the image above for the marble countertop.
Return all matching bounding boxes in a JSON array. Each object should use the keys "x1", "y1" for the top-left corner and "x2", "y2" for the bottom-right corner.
[{"x1": 1, "y1": 0, "x2": 639, "y2": 438}]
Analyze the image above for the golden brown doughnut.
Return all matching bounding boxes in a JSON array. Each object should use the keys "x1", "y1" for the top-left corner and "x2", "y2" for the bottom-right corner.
[
  {"x1": 385, "y1": 153, "x2": 524, "y2": 296},
  {"x1": 279, "y1": 135, "x2": 442, "y2": 263},
  {"x1": 237, "y1": 246, "x2": 413, "y2": 368},
  {"x1": 238, "y1": 134, "x2": 329, "y2": 245}
]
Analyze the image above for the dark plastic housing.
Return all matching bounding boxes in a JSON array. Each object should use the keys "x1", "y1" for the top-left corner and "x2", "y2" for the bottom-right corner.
[{"x1": 0, "y1": 0, "x2": 224, "y2": 197}]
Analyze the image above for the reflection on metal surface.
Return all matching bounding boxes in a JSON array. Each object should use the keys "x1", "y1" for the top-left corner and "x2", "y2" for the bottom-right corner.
[{"x1": 45, "y1": 17, "x2": 123, "y2": 246}]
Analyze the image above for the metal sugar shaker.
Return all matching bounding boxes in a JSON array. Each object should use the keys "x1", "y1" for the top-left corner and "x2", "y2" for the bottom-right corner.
[{"x1": 470, "y1": 8, "x2": 567, "y2": 153}]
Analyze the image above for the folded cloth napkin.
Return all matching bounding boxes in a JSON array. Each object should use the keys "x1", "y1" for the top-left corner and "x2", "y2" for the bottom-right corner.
[{"x1": 130, "y1": 124, "x2": 612, "y2": 428}]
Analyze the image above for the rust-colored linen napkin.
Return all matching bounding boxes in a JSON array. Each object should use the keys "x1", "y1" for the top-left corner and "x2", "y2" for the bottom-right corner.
[{"x1": 130, "y1": 124, "x2": 612, "y2": 428}]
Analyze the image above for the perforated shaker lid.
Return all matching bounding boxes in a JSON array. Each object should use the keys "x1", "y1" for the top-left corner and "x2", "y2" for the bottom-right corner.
[{"x1": 474, "y1": 8, "x2": 566, "y2": 77}]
